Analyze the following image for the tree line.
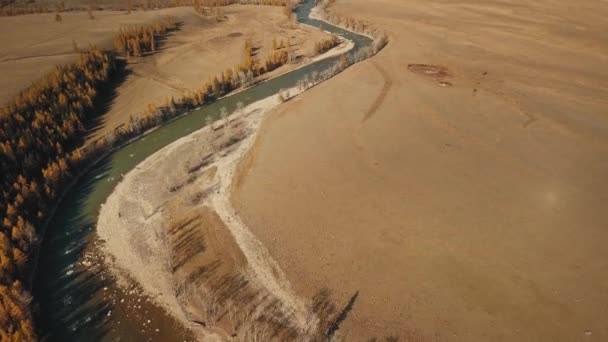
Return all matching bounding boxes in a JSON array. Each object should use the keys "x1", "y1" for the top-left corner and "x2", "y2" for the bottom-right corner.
[
  {"x1": 0, "y1": 48, "x2": 116, "y2": 342},
  {"x1": 315, "y1": 0, "x2": 388, "y2": 53},
  {"x1": 194, "y1": 0, "x2": 289, "y2": 8},
  {"x1": 0, "y1": 1, "x2": 66, "y2": 17},
  {"x1": 125, "y1": 33, "x2": 319, "y2": 138},
  {"x1": 0, "y1": 0, "x2": 293, "y2": 17},
  {"x1": 113, "y1": 16, "x2": 177, "y2": 57},
  {"x1": 314, "y1": 34, "x2": 340, "y2": 55}
]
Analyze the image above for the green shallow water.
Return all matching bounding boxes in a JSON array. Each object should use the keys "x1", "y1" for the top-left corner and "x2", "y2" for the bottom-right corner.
[{"x1": 34, "y1": 1, "x2": 372, "y2": 340}]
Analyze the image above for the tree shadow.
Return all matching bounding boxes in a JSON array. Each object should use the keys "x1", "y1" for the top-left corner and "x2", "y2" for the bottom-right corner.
[
  {"x1": 33, "y1": 157, "x2": 115, "y2": 341},
  {"x1": 83, "y1": 58, "x2": 131, "y2": 141},
  {"x1": 326, "y1": 290, "x2": 359, "y2": 339},
  {"x1": 149, "y1": 21, "x2": 184, "y2": 55}
]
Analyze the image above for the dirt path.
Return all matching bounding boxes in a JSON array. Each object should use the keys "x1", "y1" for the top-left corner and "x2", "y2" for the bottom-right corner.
[
  {"x1": 361, "y1": 60, "x2": 393, "y2": 123},
  {"x1": 0, "y1": 51, "x2": 79, "y2": 63}
]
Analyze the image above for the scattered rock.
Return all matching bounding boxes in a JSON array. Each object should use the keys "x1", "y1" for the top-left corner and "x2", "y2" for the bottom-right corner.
[
  {"x1": 408, "y1": 63, "x2": 453, "y2": 88},
  {"x1": 438, "y1": 81, "x2": 452, "y2": 87},
  {"x1": 408, "y1": 64, "x2": 450, "y2": 78}
]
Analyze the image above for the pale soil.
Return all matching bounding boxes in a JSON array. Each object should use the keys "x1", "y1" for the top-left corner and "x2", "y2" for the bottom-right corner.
[
  {"x1": 94, "y1": 27, "x2": 352, "y2": 339},
  {"x1": 97, "y1": 89, "x2": 320, "y2": 340},
  {"x1": 232, "y1": 1, "x2": 608, "y2": 341},
  {"x1": 0, "y1": 5, "x2": 330, "y2": 140}
]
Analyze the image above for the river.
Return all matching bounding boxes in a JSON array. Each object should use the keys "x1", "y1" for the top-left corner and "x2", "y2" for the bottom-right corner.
[{"x1": 33, "y1": 1, "x2": 372, "y2": 340}]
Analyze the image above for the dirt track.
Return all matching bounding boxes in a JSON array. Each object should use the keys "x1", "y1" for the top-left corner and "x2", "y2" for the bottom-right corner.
[{"x1": 361, "y1": 60, "x2": 392, "y2": 123}]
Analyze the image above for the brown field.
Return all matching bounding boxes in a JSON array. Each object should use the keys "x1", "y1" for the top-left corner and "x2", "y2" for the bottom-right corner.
[
  {"x1": 0, "y1": 5, "x2": 329, "y2": 140},
  {"x1": 232, "y1": 0, "x2": 608, "y2": 341},
  {"x1": 0, "y1": 8, "x2": 181, "y2": 104}
]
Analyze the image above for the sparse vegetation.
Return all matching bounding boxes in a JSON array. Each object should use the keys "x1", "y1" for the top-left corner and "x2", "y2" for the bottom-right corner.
[
  {"x1": 0, "y1": 0, "x2": 296, "y2": 17},
  {"x1": 315, "y1": 0, "x2": 388, "y2": 53},
  {"x1": 278, "y1": 88, "x2": 290, "y2": 102},
  {"x1": 314, "y1": 34, "x2": 340, "y2": 54}
]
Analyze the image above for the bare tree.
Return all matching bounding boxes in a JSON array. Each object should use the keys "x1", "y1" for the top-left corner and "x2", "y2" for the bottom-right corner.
[
  {"x1": 220, "y1": 107, "x2": 228, "y2": 122},
  {"x1": 219, "y1": 107, "x2": 229, "y2": 137},
  {"x1": 228, "y1": 302, "x2": 243, "y2": 336},
  {"x1": 278, "y1": 89, "x2": 291, "y2": 102},
  {"x1": 201, "y1": 287, "x2": 220, "y2": 324},
  {"x1": 311, "y1": 70, "x2": 319, "y2": 84},
  {"x1": 204, "y1": 115, "x2": 213, "y2": 127},
  {"x1": 238, "y1": 71, "x2": 247, "y2": 87},
  {"x1": 372, "y1": 33, "x2": 388, "y2": 53},
  {"x1": 246, "y1": 70, "x2": 254, "y2": 86}
]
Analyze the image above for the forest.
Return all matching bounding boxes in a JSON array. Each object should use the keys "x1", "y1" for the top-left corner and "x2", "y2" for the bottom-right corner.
[
  {"x1": 0, "y1": 48, "x2": 116, "y2": 341},
  {"x1": 113, "y1": 16, "x2": 177, "y2": 57}
]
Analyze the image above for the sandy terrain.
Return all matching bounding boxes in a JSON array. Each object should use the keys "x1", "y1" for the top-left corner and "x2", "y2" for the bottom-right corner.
[
  {"x1": 0, "y1": 7, "x2": 187, "y2": 104},
  {"x1": 232, "y1": 0, "x2": 608, "y2": 341},
  {"x1": 0, "y1": 5, "x2": 330, "y2": 140}
]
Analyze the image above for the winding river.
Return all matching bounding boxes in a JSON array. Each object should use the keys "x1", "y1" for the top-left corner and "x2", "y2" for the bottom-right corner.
[{"x1": 34, "y1": 1, "x2": 372, "y2": 340}]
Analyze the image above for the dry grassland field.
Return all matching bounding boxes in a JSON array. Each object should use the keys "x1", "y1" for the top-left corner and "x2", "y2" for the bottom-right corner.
[
  {"x1": 232, "y1": 0, "x2": 608, "y2": 341},
  {"x1": 0, "y1": 5, "x2": 329, "y2": 140},
  {"x1": 3, "y1": 0, "x2": 608, "y2": 340},
  {"x1": 0, "y1": 8, "x2": 181, "y2": 103}
]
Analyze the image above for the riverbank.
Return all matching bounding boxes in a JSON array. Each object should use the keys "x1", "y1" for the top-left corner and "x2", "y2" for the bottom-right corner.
[
  {"x1": 97, "y1": 93, "x2": 299, "y2": 339},
  {"x1": 31, "y1": 2, "x2": 352, "y2": 292},
  {"x1": 232, "y1": 0, "x2": 608, "y2": 341},
  {"x1": 96, "y1": 31, "x2": 356, "y2": 338},
  {"x1": 36, "y1": 0, "x2": 373, "y2": 338}
]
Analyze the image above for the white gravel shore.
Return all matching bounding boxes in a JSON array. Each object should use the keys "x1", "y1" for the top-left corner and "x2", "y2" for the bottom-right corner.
[{"x1": 96, "y1": 26, "x2": 355, "y2": 339}]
